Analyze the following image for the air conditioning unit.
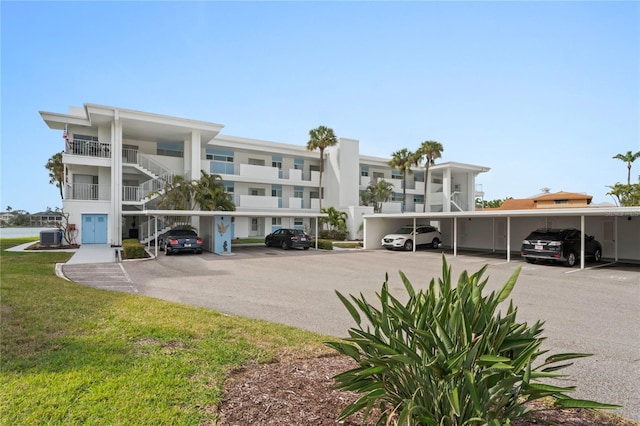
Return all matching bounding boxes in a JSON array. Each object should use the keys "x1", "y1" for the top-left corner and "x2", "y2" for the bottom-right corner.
[{"x1": 40, "y1": 230, "x2": 62, "y2": 246}]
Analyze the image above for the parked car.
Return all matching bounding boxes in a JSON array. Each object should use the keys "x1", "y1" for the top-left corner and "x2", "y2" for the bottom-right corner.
[
  {"x1": 520, "y1": 228, "x2": 602, "y2": 267},
  {"x1": 265, "y1": 228, "x2": 313, "y2": 250},
  {"x1": 381, "y1": 225, "x2": 441, "y2": 251},
  {"x1": 161, "y1": 228, "x2": 203, "y2": 255}
]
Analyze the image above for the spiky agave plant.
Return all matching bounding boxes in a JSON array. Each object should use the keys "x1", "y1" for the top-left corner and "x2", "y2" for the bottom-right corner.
[{"x1": 326, "y1": 255, "x2": 618, "y2": 425}]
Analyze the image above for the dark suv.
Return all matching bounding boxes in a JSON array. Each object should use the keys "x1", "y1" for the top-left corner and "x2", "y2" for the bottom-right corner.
[{"x1": 520, "y1": 228, "x2": 602, "y2": 267}]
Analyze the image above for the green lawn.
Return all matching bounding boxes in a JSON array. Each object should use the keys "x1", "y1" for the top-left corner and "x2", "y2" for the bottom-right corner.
[{"x1": 0, "y1": 238, "x2": 331, "y2": 425}]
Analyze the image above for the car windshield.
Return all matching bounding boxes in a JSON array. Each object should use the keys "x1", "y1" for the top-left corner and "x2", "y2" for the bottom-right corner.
[
  {"x1": 168, "y1": 230, "x2": 197, "y2": 237},
  {"x1": 526, "y1": 230, "x2": 564, "y2": 240},
  {"x1": 393, "y1": 227, "x2": 414, "y2": 235}
]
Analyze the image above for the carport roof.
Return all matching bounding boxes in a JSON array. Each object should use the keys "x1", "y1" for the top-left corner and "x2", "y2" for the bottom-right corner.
[{"x1": 364, "y1": 206, "x2": 640, "y2": 219}]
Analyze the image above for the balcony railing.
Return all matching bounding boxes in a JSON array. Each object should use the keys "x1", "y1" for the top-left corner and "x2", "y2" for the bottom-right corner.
[
  {"x1": 207, "y1": 162, "x2": 319, "y2": 184},
  {"x1": 123, "y1": 186, "x2": 139, "y2": 202},
  {"x1": 66, "y1": 183, "x2": 110, "y2": 201},
  {"x1": 66, "y1": 139, "x2": 111, "y2": 158}
]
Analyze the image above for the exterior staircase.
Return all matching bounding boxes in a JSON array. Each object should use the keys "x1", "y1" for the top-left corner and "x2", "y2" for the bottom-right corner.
[{"x1": 123, "y1": 151, "x2": 174, "y2": 205}]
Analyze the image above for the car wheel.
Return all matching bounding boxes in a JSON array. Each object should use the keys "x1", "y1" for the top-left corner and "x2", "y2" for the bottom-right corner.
[
  {"x1": 431, "y1": 238, "x2": 440, "y2": 249},
  {"x1": 593, "y1": 248, "x2": 602, "y2": 263},
  {"x1": 565, "y1": 251, "x2": 576, "y2": 267},
  {"x1": 265, "y1": 239, "x2": 270, "y2": 247},
  {"x1": 165, "y1": 248, "x2": 171, "y2": 256},
  {"x1": 403, "y1": 240, "x2": 413, "y2": 251},
  {"x1": 303, "y1": 246, "x2": 309, "y2": 250},
  {"x1": 281, "y1": 241, "x2": 289, "y2": 250}
]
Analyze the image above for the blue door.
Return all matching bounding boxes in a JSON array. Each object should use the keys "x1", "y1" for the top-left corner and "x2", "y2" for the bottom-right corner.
[{"x1": 82, "y1": 214, "x2": 108, "y2": 244}]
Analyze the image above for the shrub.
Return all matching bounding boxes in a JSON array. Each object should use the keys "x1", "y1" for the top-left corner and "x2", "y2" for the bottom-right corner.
[
  {"x1": 122, "y1": 239, "x2": 146, "y2": 259},
  {"x1": 326, "y1": 255, "x2": 617, "y2": 425},
  {"x1": 316, "y1": 239, "x2": 334, "y2": 250},
  {"x1": 319, "y1": 229, "x2": 348, "y2": 241}
]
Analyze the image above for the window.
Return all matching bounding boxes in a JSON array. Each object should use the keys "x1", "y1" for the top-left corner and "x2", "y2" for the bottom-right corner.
[
  {"x1": 74, "y1": 134, "x2": 98, "y2": 141},
  {"x1": 414, "y1": 195, "x2": 424, "y2": 203},
  {"x1": 209, "y1": 149, "x2": 234, "y2": 174},
  {"x1": 294, "y1": 159, "x2": 304, "y2": 170},
  {"x1": 294, "y1": 218, "x2": 304, "y2": 229},
  {"x1": 360, "y1": 166, "x2": 369, "y2": 177},
  {"x1": 293, "y1": 186, "x2": 304, "y2": 198},
  {"x1": 272, "y1": 156, "x2": 283, "y2": 169},
  {"x1": 272, "y1": 217, "x2": 282, "y2": 226},
  {"x1": 391, "y1": 170, "x2": 402, "y2": 180},
  {"x1": 554, "y1": 199, "x2": 569, "y2": 205},
  {"x1": 271, "y1": 185, "x2": 282, "y2": 198},
  {"x1": 414, "y1": 172, "x2": 424, "y2": 182},
  {"x1": 392, "y1": 193, "x2": 403, "y2": 202},
  {"x1": 157, "y1": 142, "x2": 184, "y2": 158},
  {"x1": 248, "y1": 158, "x2": 265, "y2": 166}
]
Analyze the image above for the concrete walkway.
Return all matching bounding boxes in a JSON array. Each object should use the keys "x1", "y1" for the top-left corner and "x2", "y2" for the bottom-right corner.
[
  {"x1": 6, "y1": 242, "x2": 116, "y2": 264},
  {"x1": 64, "y1": 244, "x2": 117, "y2": 265}
]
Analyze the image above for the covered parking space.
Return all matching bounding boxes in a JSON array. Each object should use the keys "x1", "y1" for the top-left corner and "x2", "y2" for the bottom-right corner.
[
  {"x1": 363, "y1": 207, "x2": 640, "y2": 269},
  {"x1": 128, "y1": 210, "x2": 328, "y2": 258}
]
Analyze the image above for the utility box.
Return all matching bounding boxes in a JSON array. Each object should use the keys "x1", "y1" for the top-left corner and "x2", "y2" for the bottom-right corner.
[{"x1": 40, "y1": 230, "x2": 63, "y2": 246}]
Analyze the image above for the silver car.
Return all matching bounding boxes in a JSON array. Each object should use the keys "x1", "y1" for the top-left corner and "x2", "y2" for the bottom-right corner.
[{"x1": 381, "y1": 225, "x2": 441, "y2": 251}]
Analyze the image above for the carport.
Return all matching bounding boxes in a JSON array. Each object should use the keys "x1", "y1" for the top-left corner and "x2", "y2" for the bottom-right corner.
[
  {"x1": 129, "y1": 209, "x2": 328, "y2": 258},
  {"x1": 363, "y1": 207, "x2": 640, "y2": 269}
]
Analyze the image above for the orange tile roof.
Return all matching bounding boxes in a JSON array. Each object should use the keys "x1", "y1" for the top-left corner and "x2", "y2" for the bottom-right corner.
[{"x1": 488, "y1": 191, "x2": 593, "y2": 210}]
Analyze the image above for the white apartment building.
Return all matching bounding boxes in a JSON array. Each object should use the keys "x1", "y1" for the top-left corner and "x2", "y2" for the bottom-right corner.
[{"x1": 40, "y1": 103, "x2": 489, "y2": 247}]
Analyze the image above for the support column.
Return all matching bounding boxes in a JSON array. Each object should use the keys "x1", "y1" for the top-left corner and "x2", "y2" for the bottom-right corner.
[
  {"x1": 187, "y1": 131, "x2": 201, "y2": 231},
  {"x1": 111, "y1": 111, "x2": 123, "y2": 246},
  {"x1": 443, "y1": 168, "x2": 452, "y2": 212}
]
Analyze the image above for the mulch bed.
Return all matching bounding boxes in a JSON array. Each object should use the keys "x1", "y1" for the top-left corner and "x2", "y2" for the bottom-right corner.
[{"x1": 218, "y1": 355, "x2": 637, "y2": 426}]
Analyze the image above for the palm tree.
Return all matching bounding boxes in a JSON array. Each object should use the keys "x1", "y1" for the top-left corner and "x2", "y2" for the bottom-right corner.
[
  {"x1": 45, "y1": 152, "x2": 65, "y2": 200},
  {"x1": 155, "y1": 175, "x2": 195, "y2": 226},
  {"x1": 416, "y1": 140, "x2": 444, "y2": 212},
  {"x1": 194, "y1": 171, "x2": 235, "y2": 211},
  {"x1": 320, "y1": 206, "x2": 348, "y2": 231},
  {"x1": 607, "y1": 182, "x2": 640, "y2": 207},
  {"x1": 612, "y1": 151, "x2": 640, "y2": 185},
  {"x1": 361, "y1": 179, "x2": 395, "y2": 213},
  {"x1": 388, "y1": 148, "x2": 418, "y2": 213},
  {"x1": 307, "y1": 126, "x2": 338, "y2": 211}
]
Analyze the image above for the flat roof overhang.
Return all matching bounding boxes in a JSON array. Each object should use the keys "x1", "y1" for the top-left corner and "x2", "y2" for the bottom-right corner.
[
  {"x1": 128, "y1": 210, "x2": 328, "y2": 219},
  {"x1": 364, "y1": 206, "x2": 640, "y2": 220}
]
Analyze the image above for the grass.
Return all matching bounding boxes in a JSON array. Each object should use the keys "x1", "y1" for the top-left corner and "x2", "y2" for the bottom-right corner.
[
  {"x1": 231, "y1": 237, "x2": 264, "y2": 244},
  {"x1": 332, "y1": 241, "x2": 363, "y2": 249},
  {"x1": 0, "y1": 237, "x2": 331, "y2": 425}
]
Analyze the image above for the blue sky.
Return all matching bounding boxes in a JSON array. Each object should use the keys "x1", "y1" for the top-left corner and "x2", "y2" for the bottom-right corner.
[{"x1": 1, "y1": 1, "x2": 639, "y2": 213}]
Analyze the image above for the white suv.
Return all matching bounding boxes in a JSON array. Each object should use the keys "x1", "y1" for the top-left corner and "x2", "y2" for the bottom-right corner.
[{"x1": 381, "y1": 225, "x2": 441, "y2": 251}]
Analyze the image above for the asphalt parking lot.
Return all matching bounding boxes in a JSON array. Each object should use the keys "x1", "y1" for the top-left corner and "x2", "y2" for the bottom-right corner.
[{"x1": 103, "y1": 246, "x2": 639, "y2": 420}]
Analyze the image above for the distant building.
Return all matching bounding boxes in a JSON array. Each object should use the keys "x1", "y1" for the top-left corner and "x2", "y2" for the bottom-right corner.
[
  {"x1": 489, "y1": 191, "x2": 593, "y2": 210},
  {"x1": 0, "y1": 211, "x2": 17, "y2": 225},
  {"x1": 30, "y1": 210, "x2": 63, "y2": 227}
]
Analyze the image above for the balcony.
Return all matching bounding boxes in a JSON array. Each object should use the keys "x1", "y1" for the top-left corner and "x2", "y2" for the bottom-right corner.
[
  {"x1": 205, "y1": 162, "x2": 320, "y2": 186},
  {"x1": 66, "y1": 139, "x2": 111, "y2": 158},
  {"x1": 65, "y1": 183, "x2": 110, "y2": 201},
  {"x1": 236, "y1": 195, "x2": 320, "y2": 210}
]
